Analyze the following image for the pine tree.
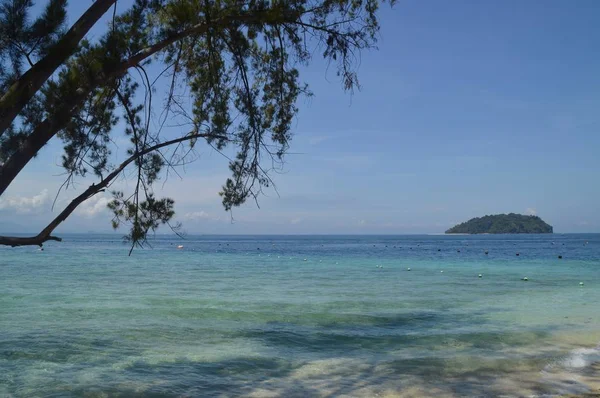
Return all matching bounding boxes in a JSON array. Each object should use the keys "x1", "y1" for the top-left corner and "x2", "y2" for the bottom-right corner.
[{"x1": 0, "y1": 0, "x2": 390, "y2": 250}]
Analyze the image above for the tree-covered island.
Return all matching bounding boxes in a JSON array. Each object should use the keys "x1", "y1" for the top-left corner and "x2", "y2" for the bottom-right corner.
[{"x1": 446, "y1": 213, "x2": 553, "y2": 234}]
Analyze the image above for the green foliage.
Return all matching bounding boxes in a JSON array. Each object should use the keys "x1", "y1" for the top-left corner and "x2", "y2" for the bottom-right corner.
[
  {"x1": 0, "y1": 0, "x2": 390, "y2": 250},
  {"x1": 0, "y1": 0, "x2": 67, "y2": 82},
  {"x1": 446, "y1": 213, "x2": 553, "y2": 234},
  {"x1": 108, "y1": 190, "x2": 179, "y2": 251},
  {"x1": 0, "y1": 0, "x2": 67, "y2": 160}
]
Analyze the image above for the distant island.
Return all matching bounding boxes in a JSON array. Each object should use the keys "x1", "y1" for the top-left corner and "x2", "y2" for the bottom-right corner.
[{"x1": 446, "y1": 213, "x2": 553, "y2": 234}]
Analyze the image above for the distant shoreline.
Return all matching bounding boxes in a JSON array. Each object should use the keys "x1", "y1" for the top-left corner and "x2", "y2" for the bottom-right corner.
[{"x1": 445, "y1": 232, "x2": 554, "y2": 235}]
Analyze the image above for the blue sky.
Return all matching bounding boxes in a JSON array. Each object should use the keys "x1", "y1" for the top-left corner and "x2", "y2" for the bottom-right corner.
[{"x1": 2, "y1": 0, "x2": 600, "y2": 235}]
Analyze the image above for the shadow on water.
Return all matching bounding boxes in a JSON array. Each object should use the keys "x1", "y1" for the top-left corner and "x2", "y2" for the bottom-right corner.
[
  {"x1": 236, "y1": 309, "x2": 552, "y2": 355},
  {"x1": 3, "y1": 313, "x2": 586, "y2": 397},
  {"x1": 66, "y1": 353, "x2": 598, "y2": 398}
]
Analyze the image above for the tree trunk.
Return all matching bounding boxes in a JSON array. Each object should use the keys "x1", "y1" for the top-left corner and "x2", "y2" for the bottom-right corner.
[{"x1": 0, "y1": 0, "x2": 116, "y2": 137}]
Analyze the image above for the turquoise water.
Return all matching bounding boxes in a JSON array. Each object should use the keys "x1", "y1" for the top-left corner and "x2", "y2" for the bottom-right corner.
[{"x1": 1, "y1": 234, "x2": 599, "y2": 397}]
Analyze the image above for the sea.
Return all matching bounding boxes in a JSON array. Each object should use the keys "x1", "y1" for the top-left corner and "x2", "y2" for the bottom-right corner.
[{"x1": 1, "y1": 234, "x2": 599, "y2": 397}]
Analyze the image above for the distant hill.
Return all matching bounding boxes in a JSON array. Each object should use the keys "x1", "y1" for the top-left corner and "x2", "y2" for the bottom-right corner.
[{"x1": 446, "y1": 213, "x2": 553, "y2": 234}]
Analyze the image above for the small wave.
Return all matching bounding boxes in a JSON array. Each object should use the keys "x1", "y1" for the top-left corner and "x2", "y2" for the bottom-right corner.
[
  {"x1": 540, "y1": 345, "x2": 600, "y2": 396},
  {"x1": 543, "y1": 344, "x2": 600, "y2": 373},
  {"x1": 560, "y1": 346, "x2": 600, "y2": 369}
]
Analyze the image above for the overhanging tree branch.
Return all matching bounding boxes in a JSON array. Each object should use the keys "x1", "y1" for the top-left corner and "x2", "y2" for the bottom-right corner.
[
  {"x1": 0, "y1": 132, "x2": 228, "y2": 247},
  {"x1": 0, "y1": 0, "x2": 386, "y2": 250},
  {"x1": 0, "y1": 9, "x2": 302, "y2": 197}
]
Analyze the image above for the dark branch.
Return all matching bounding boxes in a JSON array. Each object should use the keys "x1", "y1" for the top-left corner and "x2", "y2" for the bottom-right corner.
[
  {"x1": 0, "y1": 0, "x2": 117, "y2": 137},
  {"x1": 0, "y1": 132, "x2": 228, "y2": 248},
  {"x1": 0, "y1": 235, "x2": 62, "y2": 247},
  {"x1": 0, "y1": 9, "x2": 301, "y2": 197}
]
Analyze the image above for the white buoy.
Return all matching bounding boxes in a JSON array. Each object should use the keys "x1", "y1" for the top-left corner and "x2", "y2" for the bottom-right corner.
[
  {"x1": 579, "y1": 282, "x2": 584, "y2": 286},
  {"x1": 478, "y1": 274, "x2": 482, "y2": 278},
  {"x1": 407, "y1": 267, "x2": 411, "y2": 271},
  {"x1": 303, "y1": 258, "x2": 307, "y2": 261},
  {"x1": 177, "y1": 245, "x2": 184, "y2": 249},
  {"x1": 522, "y1": 277, "x2": 528, "y2": 281},
  {"x1": 440, "y1": 270, "x2": 444, "y2": 273}
]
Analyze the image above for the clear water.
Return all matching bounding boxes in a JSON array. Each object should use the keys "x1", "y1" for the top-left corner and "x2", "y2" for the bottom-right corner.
[{"x1": 1, "y1": 234, "x2": 599, "y2": 397}]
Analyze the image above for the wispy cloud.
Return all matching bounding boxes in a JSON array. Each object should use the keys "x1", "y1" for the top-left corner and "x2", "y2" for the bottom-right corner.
[
  {"x1": 290, "y1": 217, "x2": 303, "y2": 225},
  {"x1": 76, "y1": 195, "x2": 110, "y2": 218},
  {"x1": 525, "y1": 207, "x2": 537, "y2": 216},
  {"x1": 0, "y1": 189, "x2": 50, "y2": 214},
  {"x1": 308, "y1": 135, "x2": 330, "y2": 146},
  {"x1": 184, "y1": 211, "x2": 220, "y2": 221},
  {"x1": 323, "y1": 154, "x2": 373, "y2": 169}
]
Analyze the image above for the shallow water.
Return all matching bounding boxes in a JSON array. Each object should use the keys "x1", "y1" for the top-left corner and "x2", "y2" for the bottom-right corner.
[{"x1": 1, "y1": 234, "x2": 599, "y2": 397}]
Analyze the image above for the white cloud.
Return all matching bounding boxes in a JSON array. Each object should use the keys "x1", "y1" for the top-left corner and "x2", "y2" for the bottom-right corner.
[
  {"x1": 76, "y1": 195, "x2": 110, "y2": 218},
  {"x1": 290, "y1": 217, "x2": 303, "y2": 225},
  {"x1": 358, "y1": 219, "x2": 367, "y2": 226},
  {"x1": 0, "y1": 189, "x2": 50, "y2": 214},
  {"x1": 525, "y1": 207, "x2": 537, "y2": 216},
  {"x1": 184, "y1": 211, "x2": 220, "y2": 221},
  {"x1": 324, "y1": 154, "x2": 372, "y2": 169},
  {"x1": 308, "y1": 135, "x2": 330, "y2": 146}
]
